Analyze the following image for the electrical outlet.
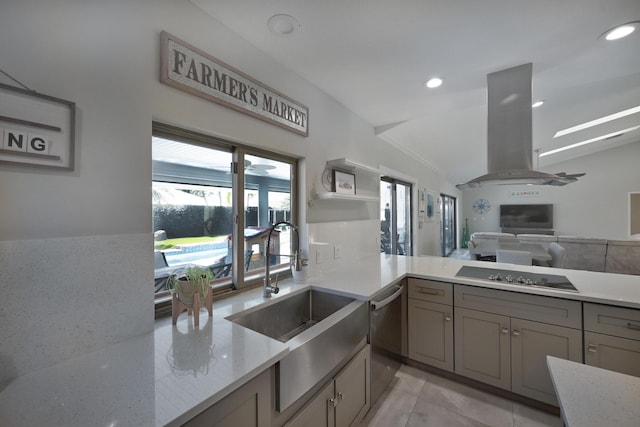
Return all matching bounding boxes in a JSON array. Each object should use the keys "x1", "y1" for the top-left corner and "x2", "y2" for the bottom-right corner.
[
  {"x1": 334, "y1": 245, "x2": 342, "y2": 259},
  {"x1": 312, "y1": 243, "x2": 331, "y2": 264}
]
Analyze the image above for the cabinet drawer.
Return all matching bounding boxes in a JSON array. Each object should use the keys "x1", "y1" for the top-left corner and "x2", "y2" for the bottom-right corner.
[
  {"x1": 454, "y1": 284, "x2": 581, "y2": 329},
  {"x1": 408, "y1": 278, "x2": 452, "y2": 304},
  {"x1": 584, "y1": 303, "x2": 640, "y2": 341}
]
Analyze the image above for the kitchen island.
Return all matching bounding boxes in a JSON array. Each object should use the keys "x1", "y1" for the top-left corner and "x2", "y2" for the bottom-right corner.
[
  {"x1": 1, "y1": 254, "x2": 639, "y2": 426},
  {"x1": 547, "y1": 356, "x2": 640, "y2": 427}
]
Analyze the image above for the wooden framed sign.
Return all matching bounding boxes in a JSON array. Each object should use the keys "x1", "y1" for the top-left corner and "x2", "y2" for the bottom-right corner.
[
  {"x1": 160, "y1": 31, "x2": 309, "y2": 137},
  {"x1": 0, "y1": 83, "x2": 75, "y2": 170}
]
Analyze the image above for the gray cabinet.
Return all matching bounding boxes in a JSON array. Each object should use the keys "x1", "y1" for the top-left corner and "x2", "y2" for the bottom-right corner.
[
  {"x1": 454, "y1": 308, "x2": 511, "y2": 390},
  {"x1": 510, "y1": 318, "x2": 582, "y2": 404},
  {"x1": 454, "y1": 285, "x2": 582, "y2": 405},
  {"x1": 184, "y1": 369, "x2": 271, "y2": 427},
  {"x1": 407, "y1": 279, "x2": 454, "y2": 372},
  {"x1": 286, "y1": 344, "x2": 370, "y2": 427},
  {"x1": 584, "y1": 303, "x2": 640, "y2": 377}
]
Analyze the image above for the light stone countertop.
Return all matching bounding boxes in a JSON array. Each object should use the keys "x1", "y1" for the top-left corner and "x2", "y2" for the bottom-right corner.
[
  {"x1": 547, "y1": 356, "x2": 640, "y2": 427},
  {"x1": 1, "y1": 254, "x2": 639, "y2": 426}
]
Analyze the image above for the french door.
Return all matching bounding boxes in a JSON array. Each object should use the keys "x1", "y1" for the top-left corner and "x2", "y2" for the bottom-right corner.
[
  {"x1": 380, "y1": 178, "x2": 412, "y2": 256},
  {"x1": 440, "y1": 194, "x2": 456, "y2": 256}
]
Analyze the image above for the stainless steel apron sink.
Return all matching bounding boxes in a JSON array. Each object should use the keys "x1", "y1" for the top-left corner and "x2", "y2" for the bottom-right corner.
[{"x1": 227, "y1": 289, "x2": 369, "y2": 411}]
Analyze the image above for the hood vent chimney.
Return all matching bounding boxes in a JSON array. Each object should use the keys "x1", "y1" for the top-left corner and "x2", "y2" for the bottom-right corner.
[{"x1": 456, "y1": 63, "x2": 584, "y2": 190}]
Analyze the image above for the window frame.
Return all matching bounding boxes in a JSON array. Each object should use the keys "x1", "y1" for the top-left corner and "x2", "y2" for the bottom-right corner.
[{"x1": 152, "y1": 122, "x2": 298, "y2": 314}]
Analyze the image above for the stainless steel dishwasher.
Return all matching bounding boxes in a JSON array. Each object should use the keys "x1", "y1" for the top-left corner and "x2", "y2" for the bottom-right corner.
[{"x1": 370, "y1": 280, "x2": 407, "y2": 406}]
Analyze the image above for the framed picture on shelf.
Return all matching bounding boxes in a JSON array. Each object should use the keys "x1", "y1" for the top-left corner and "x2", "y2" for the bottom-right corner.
[{"x1": 332, "y1": 170, "x2": 356, "y2": 195}]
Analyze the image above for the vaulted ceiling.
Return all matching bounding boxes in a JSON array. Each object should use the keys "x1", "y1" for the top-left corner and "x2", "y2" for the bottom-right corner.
[{"x1": 191, "y1": 0, "x2": 640, "y2": 186}]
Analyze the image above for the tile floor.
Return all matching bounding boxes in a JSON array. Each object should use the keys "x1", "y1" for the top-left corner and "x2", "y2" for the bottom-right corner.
[{"x1": 361, "y1": 364, "x2": 562, "y2": 427}]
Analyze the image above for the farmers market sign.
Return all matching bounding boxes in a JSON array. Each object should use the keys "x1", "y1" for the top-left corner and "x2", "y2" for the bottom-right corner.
[{"x1": 160, "y1": 31, "x2": 309, "y2": 136}]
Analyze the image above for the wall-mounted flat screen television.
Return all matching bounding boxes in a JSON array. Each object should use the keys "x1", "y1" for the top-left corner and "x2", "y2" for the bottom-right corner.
[{"x1": 500, "y1": 204, "x2": 553, "y2": 229}]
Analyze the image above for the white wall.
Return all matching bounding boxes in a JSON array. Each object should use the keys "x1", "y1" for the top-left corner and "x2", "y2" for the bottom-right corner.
[
  {"x1": 460, "y1": 141, "x2": 640, "y2": 239},
  {"x1": 0, "y1": 0, "x2": 457, "y2": 384}
]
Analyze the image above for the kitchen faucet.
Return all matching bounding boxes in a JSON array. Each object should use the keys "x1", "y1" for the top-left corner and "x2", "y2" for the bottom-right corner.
[{"x1": 264, "y1": 221, "x2": 301, "y2": 297}]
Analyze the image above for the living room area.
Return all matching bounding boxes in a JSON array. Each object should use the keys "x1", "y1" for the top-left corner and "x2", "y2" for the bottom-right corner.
[{"x1": 457, "y1": 141, "x2": 640, "y2": 275}]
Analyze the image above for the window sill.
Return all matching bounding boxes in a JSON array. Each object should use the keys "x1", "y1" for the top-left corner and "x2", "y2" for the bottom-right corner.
[{"x1": 154, "y1": 267, "x2": 292, "y2": 319}]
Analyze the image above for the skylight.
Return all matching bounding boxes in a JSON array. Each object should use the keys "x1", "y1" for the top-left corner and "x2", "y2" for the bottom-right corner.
[
  {"x1": 553, "y1": 106, "x2": 640, "y2": 138},
  {"x1": 540, "y1": 125, "x2": 640, "y2": 157}
]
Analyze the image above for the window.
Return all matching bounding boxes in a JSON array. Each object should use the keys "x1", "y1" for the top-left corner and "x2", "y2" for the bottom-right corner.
[
  {"x1": 380, "y1": 178, "x2": 412, "y2": 255},
  {"x1": 152, "y1": 123, "x2": 297, "y2": 305}
]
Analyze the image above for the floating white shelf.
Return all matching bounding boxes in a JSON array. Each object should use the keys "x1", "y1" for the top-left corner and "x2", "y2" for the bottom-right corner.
[
  {"x1": 313, "y1": 192, "x2": 379, "y2": 202},
  {"x1": 308, "y1": 191, "x2": 379, "y2": 207},
  {"x1": 326, "y1": 158, "x2": 380, "y2": 175},
  {"x1": 308, "y1": 158, "x2": 380, "y2": 207}
]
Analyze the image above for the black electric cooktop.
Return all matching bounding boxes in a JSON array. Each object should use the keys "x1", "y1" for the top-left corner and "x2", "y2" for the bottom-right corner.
[{"x1": 456, "y1": 266, "x2": 579, "y2": 292}]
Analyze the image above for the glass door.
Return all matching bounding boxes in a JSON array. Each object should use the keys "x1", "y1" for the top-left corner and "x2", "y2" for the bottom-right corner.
[
  {"x1": 380, "y1": 178, "x2": 412, "y2": 255},
  {"x1": 440, "y1": 194, "x2": 456, "y2": 256}
]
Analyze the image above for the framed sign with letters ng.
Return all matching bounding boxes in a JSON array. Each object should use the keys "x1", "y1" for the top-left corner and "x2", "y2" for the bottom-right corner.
[
  {"x1": 0, "y1": 83, "x2": 75, "y2": 170},
  {"x1": 160, "y1": 31, "x2": 309, "y2": 137}
]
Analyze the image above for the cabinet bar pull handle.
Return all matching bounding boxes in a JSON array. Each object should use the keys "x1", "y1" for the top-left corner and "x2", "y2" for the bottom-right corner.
[
  {"x1": 501, "y1": 327, "x2": 509, "y2": 334},
  {"x1": 445, "y1": 314, "x2": 452, "y2": 322},
  {"x1": 627, "y1": 322, "x2": 640, "y2": 331},
  {"x1": 417, "y1": 288, "x2": 442, "y2": 295},
  {"x1": 329, "y1": 397, "x2": 337, "y2": 407},
  {"x1": 512, "y1": 330, "x2": 520, "y2": 336},
  {"x1": 418, "y1": 288, "x2": 441, "y2": 295},
  {"x1": 337, "y1": 392, "x2": 343, "y2": 401},
  {"x1": 587, "y1": 344, "x2": 597, "y2": 353}
]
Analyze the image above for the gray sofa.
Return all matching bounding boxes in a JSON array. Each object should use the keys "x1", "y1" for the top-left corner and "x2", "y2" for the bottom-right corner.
[{"x1": 469, "y1": 232, "x2": 640, "y2": 275}]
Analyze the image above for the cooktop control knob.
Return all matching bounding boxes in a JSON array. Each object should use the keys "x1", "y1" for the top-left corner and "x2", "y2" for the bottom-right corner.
[
  {"x1": 517, "y1": 276, "x2": 526, "y2": 284},
  {"x1": 506, "y1": 275, "x2": 514, "y2": 282},
  {"x1": 525, "y1": 279, "x2": 534, "y2": 286}
]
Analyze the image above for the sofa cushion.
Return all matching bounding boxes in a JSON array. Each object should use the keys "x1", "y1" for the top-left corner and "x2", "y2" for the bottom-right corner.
[
  {"x1": 517, "y1": 234, "x2": 558, "y2": 251},
  {"x1": 557, "y1": 236, "x2": 608, "y2": 244},
  {"x1": 471, "y1": 232, "x2": 515, "y2": 241},
  {"x1": 556, "y1": 236, "x2": 608, "y2": 272},
  {"x1": 605, "y1": 240, "x2": 640, "y2": 275}
]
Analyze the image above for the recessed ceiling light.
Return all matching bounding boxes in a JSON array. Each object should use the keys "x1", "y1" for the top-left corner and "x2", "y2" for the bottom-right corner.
[
  {"x1": 532, "y1": 100, "x2": 544, "y2": 108},
  {"x1": 553, "y1": 105, "x2": 640, "y2": 138},
  {"x1": 603, "y1": 22, "x2": 638, "y2": 41},
  {"x1": 267, "y1": 14, "x2": 300, "y2": 37},
  {"x1": 425, "y1": 77, "x2": 443, "y2": 89},
  {"x1": 540, "y1": 125, "x2": 640, "y2": 157}
]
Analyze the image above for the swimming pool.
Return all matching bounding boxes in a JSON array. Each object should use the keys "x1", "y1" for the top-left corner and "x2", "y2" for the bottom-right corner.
[{"x1": 164, "y1": 242, "x2": 229, "y2": 266}]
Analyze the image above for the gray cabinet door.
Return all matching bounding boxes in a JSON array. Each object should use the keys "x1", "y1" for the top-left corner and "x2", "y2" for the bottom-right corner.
[
  {"x1": 286, "y1": 344, "x2": 370, "y2": 427},
  {"x1": 455, "y1": 308, "x2": 510, "y2": 390},
  {"x1": 184, "y1": 369, "x2": 271, "y2": 427},
  {"x1": 285, "y1": 381, "x2": 335, "y2": 427},
  {"x1": 408, "y1": 299, "x2": 453, "y2": 371},
  {"x1": 335, "y1": 344, "x2": 370, "y2": 427},
  {"x1": 585, "y1": 331, "x2": 640, "y2": 377},
  {"x1": 511, "y1": 318, "x2": 582, "y2": 405}
]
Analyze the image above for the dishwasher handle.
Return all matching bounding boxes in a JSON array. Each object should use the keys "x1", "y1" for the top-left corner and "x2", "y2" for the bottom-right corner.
[{"x1": 371, "y1": 285, "x2": 403, "y2": 311}]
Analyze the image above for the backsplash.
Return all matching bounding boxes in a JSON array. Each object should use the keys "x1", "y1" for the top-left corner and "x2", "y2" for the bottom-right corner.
[
  {"x1": 0, "y1": 233, "x2": 153, "y2": 386},
  {"x1": 308, "y1": 219, "x2": 379, "y2": 267}
]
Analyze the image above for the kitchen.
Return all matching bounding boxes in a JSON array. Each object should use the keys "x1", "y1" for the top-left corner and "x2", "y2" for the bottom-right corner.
[{"x1": 1, "y1": 1, "x2": 640, "y2": 426}]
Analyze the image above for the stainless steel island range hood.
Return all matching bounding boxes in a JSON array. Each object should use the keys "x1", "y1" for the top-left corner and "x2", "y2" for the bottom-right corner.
[{"x1": 456, "y1": 63, "x2": 584, "y2": 190}]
